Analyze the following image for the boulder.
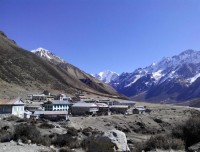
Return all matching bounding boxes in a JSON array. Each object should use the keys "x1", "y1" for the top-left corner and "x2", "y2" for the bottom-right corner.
[
  {"x1": 188, "y1": 142, "x2": 200, "y2": 152},
  {"x1": 17, "y1": 139, "x2": 24, "y2": 146},
  {"x1": 86, "y1": 129, "x2": 130, "y2": 152}
]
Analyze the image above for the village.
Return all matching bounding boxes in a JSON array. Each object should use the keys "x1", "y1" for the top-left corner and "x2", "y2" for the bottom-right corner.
[
  {"x1": 0, "y1": 91, "x2": 147, "y2": 121},
  {"x1": 0, "y1": 91, "x2": 199, "y2": 152}
]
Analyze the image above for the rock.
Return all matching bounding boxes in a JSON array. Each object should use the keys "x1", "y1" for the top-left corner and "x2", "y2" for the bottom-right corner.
[
  {"x1": 188, "y1": 142, "x2": 200, "y2": 152},
  {"x1": 27, "y1": 140, "x2": 31, "y2": 144},
  {"x1": 17, "y1": 139, "x2": 24, "y2": 146},
  {"x1": 86, "y1": 129, "x2": 130, "y2": 152}
]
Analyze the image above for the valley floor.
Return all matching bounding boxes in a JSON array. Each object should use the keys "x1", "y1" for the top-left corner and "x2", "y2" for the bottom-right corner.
[
  {"x1": 0, "y1": 102, "x2": 198, "y2": 152},
  {"x1": 68, "y1": 102, "x2": 194, "y2": 143}
]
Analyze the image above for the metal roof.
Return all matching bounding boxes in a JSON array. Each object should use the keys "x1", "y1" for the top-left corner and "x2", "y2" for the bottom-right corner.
[
  {"x1": 44, "y1": 100, "x2": 72, "y2": 105},
  {"x1": 32, "y1": 94, "x2": 47, "y2": 97},
  {"x1": 135, "y1": 106, "x2": 146, "y2": 111},
  {"x1": 72, "y1": 102, "x2": 98, "y2": 107},
  {"x1": 113, "y1": 100, "x2": 136, "y2": 104},
  {"x1": 34, "y1": 111, "x2": 68, "y2": 115},
  {"x1": 96, "y1": 103, "x2": 109, "y2": 108},
  {"x1": 109, "y1": 105, "x2": 129, "y2": 108},
  {"x1": 0, "y1": 97, "x2": 24, "y2": 105}
]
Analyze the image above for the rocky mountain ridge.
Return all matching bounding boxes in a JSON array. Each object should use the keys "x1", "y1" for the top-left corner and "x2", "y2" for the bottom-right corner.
[{"x1": 110, "y1": 50, "x2": 200, "y2": 102}]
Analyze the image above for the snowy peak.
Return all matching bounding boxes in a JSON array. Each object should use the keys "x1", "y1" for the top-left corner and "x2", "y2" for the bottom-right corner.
[
  {"x1": 138, "y1": 50, "x2": 200, "y2": 83},
  {"x1": 31, "y1": 48, "x2": 66, "y2": 64},
  {"x1": 110, "y1": 49, "x2": 200, "y2": 101},
  {"x1": 93, "y1": 70, "x2": 119, "y2": 83}
]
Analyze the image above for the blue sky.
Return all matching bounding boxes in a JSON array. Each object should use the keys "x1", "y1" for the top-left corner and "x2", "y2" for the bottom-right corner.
[{"x1": 1, "y1": 0, "x2": 200, "y2": 74}]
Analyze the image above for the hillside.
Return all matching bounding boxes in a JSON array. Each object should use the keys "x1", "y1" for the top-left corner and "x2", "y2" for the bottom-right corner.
[{"x1": 0, "y1": 31, "x2": 120, "y2": 98}]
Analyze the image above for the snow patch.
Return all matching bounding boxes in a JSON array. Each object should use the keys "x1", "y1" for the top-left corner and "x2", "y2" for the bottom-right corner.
[
  {"x1": 188, "y1": 73, "x2": 200, "y2": 84},
  {"x1": 125, "y1": 75, "x2": 142, "y2": 87},
  {"x1": 94, "y1": 70, "x2": 119, "y2": 83},
  {"x1": 152, "y1": 70, "x2": 163, "y2": 81},
  {"x1": 31, "y1": 48, "x2": 66, "y2": 63}
]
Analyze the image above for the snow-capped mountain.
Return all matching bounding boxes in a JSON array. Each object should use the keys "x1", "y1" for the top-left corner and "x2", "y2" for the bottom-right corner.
[
  {"x1": 93, "y1": 71, "x2": 119, "y2": 83},
  {"x1": 110, "y1": 50, "x2": 200, "y2": 102},
  {"x1": 31, "y1": 48, "x2": 66, "y2": 64},
  {"x1": 30, "y1": 48, "x2": 119, "y2": 96}
]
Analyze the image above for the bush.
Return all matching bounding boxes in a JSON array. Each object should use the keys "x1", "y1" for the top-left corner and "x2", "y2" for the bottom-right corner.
[
  {"x1": 13, "y1": 124, "x2": 42, "y2": 144},
  {"x1": 0, "y1": 126, "x2": 13, "y2": 142},
  {"x1": 52, "y1": 133, "x2": 80, "y2": 148},
  {"x1": 0, "y1": 129, "x2": 13, "y2": 142},
  {"x1": 67, "y1": 127, "x2": 78, "y2": 136},
  {"x1": 82, "y1": 127, "x2": 93, "y2": 136},
  {"x1": 39, "y1": 122, "x2": 54, "y2": 129},
  {"x1": 134, "y1": 134, "x2": 184, "y2": 152},
  {"x1": 154, "y1": 118, "x2": 163, "y2": 123},
  {"x1": 172, "y1": 117, "x2": 200, "y2": 148},
  {"x1": 145, "y1": 135, "x2": 184, "y2": 151},
  {"x1": 16, "y1": 119, "x2": 26, "y2": 123},
  {"x1": 4, "y1": 116, "x2": 21, "y2": 122}
]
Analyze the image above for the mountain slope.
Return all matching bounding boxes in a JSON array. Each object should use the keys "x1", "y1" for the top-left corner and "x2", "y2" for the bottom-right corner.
[
  {"x1": 110, "y1": 50, "x2": 200, "y2": 102},
  {"x1": 0, "y1": 31, "x2": 120, "y2": 98},
  {"x1": 93, "y1": 71, "x2": 119, "y2": 83}
]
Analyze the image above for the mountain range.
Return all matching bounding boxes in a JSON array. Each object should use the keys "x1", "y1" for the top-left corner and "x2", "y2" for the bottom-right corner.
[
  {"x1": 0, "y1": 31, "x2": 120, "y2": 98},
  {"x1": 96, "y1": 50, "x2": 200, "y2": 102}
]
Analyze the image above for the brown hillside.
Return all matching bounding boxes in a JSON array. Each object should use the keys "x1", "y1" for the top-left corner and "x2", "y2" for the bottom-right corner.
[{"x1": 0, "y1": 31, "x2": 120, "y2": 98}]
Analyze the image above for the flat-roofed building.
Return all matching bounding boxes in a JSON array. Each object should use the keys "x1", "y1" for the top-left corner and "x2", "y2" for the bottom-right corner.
[
  {"x1": 30, "y1": 94, "x2": 47, "y2": 101},
  {"x1": 25, "y1": 102, "x2": 43, "y2": 112},
  {"x1": 96, "y1": 103, "x2": 109, "y2": 115},
  {"x1": 109, "y1": 105, "x2": 129, "y2": 114},
  {"x1": 43, "y1": 100, "x2": 72, "y2": 111},
  {"x1": 33, "y1": 111, "x2": 68, "y2": 120},
  {"x1": 71, "y1": 102, "x2": 99, "y2": 115},
  {"x1": 0, "y1": 97, "x2": 24, "y2": 118}
]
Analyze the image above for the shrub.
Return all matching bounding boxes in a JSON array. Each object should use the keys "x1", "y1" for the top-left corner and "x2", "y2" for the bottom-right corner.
[
  {"x1": 52, "y1": 134, "x2": 80, "y2": 148},
  {"x1": 82, "y1": 127, "x2": 93, "y2": 136},
  {"x1": 13, "y1": 124, "x2": 42, "y2": 144},
  {"x1": 2, "y1": 126, "x2": 9, "y2": 130},
  {"x1": 16, "y1": 119, "x2": 26, "y2": 123},
  {"x1": 154, "y1": 118, "x2": 163, "y2": 123},
  {"x1": 172, "y1": 117, "x2": 200, "y2": 148},
  {"x1": 134, "y1": 134, "x2": 184, "y2": 152},
  {"x1": 39, "y1": 122, "x2": 54, "y2": 129},
  {"x1": 4, "y1": 116, "x2": 21, "y2": 122},
  {"x1": 40, "y1": 135, "x2": 52, "y2": 146},
  {"x1": 172, "y1": 124, "x2": 184, "y2": 139},
  {"x1": 67, "y1": 127, "x2": 78, "y2": 136},
  {"x1": 145, "y1": 135, "x2": 184, "y2": 151},
  {"x1": 134, "y1": 142, "x2": 145, "y2": 152},
  {"x1": 0, "y1": 129, "x2": 13, "y2": 142}
]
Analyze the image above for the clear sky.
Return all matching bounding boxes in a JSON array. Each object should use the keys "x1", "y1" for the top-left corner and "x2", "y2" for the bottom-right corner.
[{"x1": 1, "y1": 0, "x2": 200, "y2": 74}]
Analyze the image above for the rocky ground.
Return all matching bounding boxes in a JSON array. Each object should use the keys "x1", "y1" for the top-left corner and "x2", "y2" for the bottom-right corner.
[
  {"x1": 0, "y1": 141, "x2": 51, "y2": 152},
  {"x1": 68, "y1": 102, "x2": 195, "y2": 142},
  {"x1": 0, "y1": 102, "x2": 199, "y2": 152}
]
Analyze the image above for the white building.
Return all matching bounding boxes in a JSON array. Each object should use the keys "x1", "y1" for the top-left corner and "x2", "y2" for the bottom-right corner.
[
  {"x1": 0, "y1": 97, "x2": 25, "y2": 118},
  {"x1": 43, "y1": 100, "x2": 72, "y2": 111}
]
